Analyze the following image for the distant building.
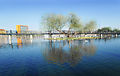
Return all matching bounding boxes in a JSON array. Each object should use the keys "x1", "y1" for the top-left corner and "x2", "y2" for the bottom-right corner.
[
  {"x1": 0, "y1": 29, "x2": 6, "y2": 34},
  {"x1": 16, "y1": 25, "x2": 28, "y2": 34}
]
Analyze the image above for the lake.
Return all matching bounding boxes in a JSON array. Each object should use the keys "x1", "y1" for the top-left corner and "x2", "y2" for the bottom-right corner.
[{"x1": 0, "y1": 36, "x2": 120, "y2": 76}]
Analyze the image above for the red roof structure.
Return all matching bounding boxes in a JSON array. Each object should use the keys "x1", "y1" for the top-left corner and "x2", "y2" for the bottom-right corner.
[{"x1": 0, "y1": 29, "x2": 5, "y2": 31}]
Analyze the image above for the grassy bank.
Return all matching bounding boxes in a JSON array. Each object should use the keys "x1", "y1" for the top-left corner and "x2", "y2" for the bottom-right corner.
[{"x1": 46, "y1": 37, "x2": 100, "y2": 40}]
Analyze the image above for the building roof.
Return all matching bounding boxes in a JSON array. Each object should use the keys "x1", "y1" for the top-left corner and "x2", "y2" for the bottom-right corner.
[
  {"x1": 0, "y1": 29, "x2": 5, "y2": 31},
  {"x1": 16, "y1": 25, "x2": 28, "y2": 27}
]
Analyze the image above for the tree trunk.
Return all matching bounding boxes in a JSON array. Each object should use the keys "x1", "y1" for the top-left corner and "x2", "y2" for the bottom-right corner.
[
  {"x1": 49, "y1": 31, "x2": 52, "y2": 38},
  {"x1": 72, "y1": 31, "x2": 79, "y2": 37}
]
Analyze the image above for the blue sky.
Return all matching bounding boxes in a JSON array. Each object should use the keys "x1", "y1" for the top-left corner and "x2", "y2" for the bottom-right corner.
[{"x1": 0, "y1": 0, "x2": 120, "y2": 30}]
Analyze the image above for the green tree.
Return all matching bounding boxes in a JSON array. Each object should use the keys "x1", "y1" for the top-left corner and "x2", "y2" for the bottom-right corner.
[
  {"x1": 101, "y1": 27, "x2": 112, "y2": 32},
  {"x1": 67, "y1": 13, "x2": 83, "y2": 37},
  {"x1": 84, "y1": 21, "x2": 96, "y2": 32},
  {"x1": 42, "y1": 14, "x2": 67, "y2": 36},
  {"x1": 113, "y1": 29, "x2": 120, "y2": 32},
  {"x1": 97, "y1": 27, "x2": 113, "y2": 33},
  {"x1": 68, "y1": 13, "x2": 82, "y2": 30},
  {"x1": 42, "y1": 13, "x2": 97, "y2": 38}
]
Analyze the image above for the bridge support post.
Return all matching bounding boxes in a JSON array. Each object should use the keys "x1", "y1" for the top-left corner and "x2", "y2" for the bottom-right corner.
[
  {"x1": 30, "y1": 35, "x2": 33, "y2": 43},
  {"x1": 9, "y1": 35, "x2": 12, "y2": 44},
  {"x1": 30, "y1": 35, "x2": 33, "y2": 39},
  {"x1": 100, "y1": 34, "x2": 103, "y2": 38}
]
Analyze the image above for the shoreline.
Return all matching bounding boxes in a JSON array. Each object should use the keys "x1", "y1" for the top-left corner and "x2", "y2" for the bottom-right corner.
[{"x1": 46, "y1": 37, "x2": 100, "y2": 40}]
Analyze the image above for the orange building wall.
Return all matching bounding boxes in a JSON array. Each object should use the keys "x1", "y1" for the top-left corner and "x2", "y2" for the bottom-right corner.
[
  {"x1": 16, "y1": 25, "x2": 28, "y2": 34},
  {"x1": 16, "y1": 25, "x2": 21, "y2": 34}
]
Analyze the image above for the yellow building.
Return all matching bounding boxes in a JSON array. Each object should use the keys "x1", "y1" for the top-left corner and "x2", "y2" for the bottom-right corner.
[
  {"x1": 16, "y1": 25, "x2": 28, "y2": 34},
  {"x1": 0, "y1": 29, "x2": 6, "y2": 34}
]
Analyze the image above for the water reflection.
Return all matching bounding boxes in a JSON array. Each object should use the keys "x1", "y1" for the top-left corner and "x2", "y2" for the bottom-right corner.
[
  {"x1": 0, "y1": 35, "x2": 35, "y2": 48},
  {"x1": 17, "y1": 37, "x2": 23, "y2": 48},
  {"x1": 43, "y1": 40, "x2": 97, "y2": 66},
  {"x1": 0, "y1": 36, "x2": 120, "y2": 76},
  {"x1": 0, "y1": 35, "x2": 8, "y2": 48},
  {"x1": 0, "y1": 35, "x2": 119, "y2": 49}
]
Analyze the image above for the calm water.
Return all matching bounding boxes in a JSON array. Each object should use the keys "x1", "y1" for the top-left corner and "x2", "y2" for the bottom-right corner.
[{"x1": 0, "y1": 36, "x2": 120, "y2": 76}]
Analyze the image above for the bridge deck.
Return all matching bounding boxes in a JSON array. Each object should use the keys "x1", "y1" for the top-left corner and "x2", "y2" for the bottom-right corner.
[{"x1": 0, "y1": 32, "x2": 120, "y2": 35}]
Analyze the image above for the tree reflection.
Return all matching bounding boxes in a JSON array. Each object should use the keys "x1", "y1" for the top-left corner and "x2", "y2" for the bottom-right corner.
[
  {"x1": 0, "y1": 35, "x2": 34, "y2": 49},
  {"x1": 0, "y1": 35, "x2": 8, "y2": 48},
  {"x1": 43, "y1": 40, "x2": 97, "y2": 66}
]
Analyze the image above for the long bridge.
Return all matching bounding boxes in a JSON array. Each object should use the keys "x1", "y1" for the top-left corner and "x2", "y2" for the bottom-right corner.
[
  {"x1": 0, "y1": 32, "x2": 119, "y2": 45},
  {"x1": 0, "y1": 32, "x2": 120, "y2": 35}
]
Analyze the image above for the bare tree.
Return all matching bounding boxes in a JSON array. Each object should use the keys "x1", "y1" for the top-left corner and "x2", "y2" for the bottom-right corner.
[
  {"x1": 84, "y1": 21, "x2": 96, "y2": 33},
  {"x1": 67, "y1": 13, "x2": 83, "y2": 37},
  {"x1": 42, "y1": 13, "x2": 97, "y2": 38},
  {"x1": 42, "y1": 14, "x2": 67, "y2": 37}
]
